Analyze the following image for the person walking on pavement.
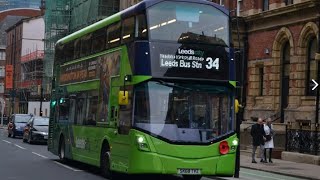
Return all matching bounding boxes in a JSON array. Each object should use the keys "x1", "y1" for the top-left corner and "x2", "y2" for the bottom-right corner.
[
  {"x1": 263, "y1": 118, "x2": 275, "y2": 163},
  {"x1": 250, "y1": 118, "x2": 266, "y2": 163}
]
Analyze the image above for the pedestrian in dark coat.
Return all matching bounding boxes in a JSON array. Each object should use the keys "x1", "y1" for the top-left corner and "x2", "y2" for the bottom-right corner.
[{"x1": 250, "y1": 118, "x2": 266, "y2": 163}]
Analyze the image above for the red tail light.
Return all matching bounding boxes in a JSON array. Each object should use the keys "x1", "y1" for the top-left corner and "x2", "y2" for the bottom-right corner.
[{"x1": 219, "y1": 141, "x2": 229, "y2": 155}]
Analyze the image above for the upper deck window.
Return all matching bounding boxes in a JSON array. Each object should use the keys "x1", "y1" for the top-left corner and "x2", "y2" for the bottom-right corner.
[{"x1": 147, "y1": 1, "x2": 229, "y2": 46}]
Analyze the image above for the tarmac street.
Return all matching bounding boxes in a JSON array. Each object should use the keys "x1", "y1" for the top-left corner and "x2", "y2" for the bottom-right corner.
[{"x1": 0, "y1": 128, "x2": 313, "y2": 180}]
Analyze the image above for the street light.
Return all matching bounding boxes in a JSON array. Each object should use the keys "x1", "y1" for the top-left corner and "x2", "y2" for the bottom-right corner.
[{"x1": 40, "y1": 86, "x2": 43, "y2": 116}]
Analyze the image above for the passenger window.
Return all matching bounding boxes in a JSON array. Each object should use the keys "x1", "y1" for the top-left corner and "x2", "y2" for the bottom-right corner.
[
  {"x1": 65, "y1": 42, "x2": 74, "y2": 62},
  {"x1": 86, "y1": 92, "x2": 98, "y2": 126},
  {"x1": 92, "y1": 28, "x2": 106, "y2": 53},
  {"x1": 74, "y1": 91, "x2": 98, "y2": 126},
  {"x1": 81, "y1": 34, "x2": 92, "y2": 57},
  {"x1": 69, "y1": 95, "x2": 76, "y2": 124},
  {"x1": 122, "y1": 17, "x2": 135, "y2": 44},
  {"x1": 58, "y1": 97, "x2": 70, "y2": 122},
  {"x1": 55, "y1": 44, "x2": 64, "y2": 64},
  {"x1": 136, "y1": 14, "x2": 147, "y2": 39},
  {"x1": 74, "y1": 39, "x2": 81, "y2": 59},
  {"x1": 75, "y1": 92, "x2": 87, "y2": 125},
  {"x1": 107, "y1": 22, "x2": 121, "y2": 49}
]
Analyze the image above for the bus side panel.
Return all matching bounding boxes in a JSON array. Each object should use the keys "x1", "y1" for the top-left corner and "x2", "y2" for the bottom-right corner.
[
  {"x1": 108, "y1": 46, "x2": 132, "y2": 173},
  {"x1": 70, "y1": 126, "x2": 109, "y2": 167}
]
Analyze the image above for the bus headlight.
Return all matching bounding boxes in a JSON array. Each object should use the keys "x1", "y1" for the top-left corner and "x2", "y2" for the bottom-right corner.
[
  {"x1": 232, "y1": 139, "x2": 238, "y2": 146},
  {"x1": 136, "y1": 135, "x2": 150, "y2": 152}
]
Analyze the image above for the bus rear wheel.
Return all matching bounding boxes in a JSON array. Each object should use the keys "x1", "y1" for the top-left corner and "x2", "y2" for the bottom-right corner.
[
  {"x1": 183, "y1": 175, "x2": 202, "y2": 180},
  {"x1": 100, "y1": 146, "x2": 112, "y2": 178},
  {"x1": 59, "y1": 137, "x2": 66, "y2": 162}
]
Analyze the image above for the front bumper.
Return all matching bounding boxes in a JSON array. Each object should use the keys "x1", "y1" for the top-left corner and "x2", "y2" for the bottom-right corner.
[
  {"x1": 13, "y1": 129, "x2": 24, "y2": 136},
  {"x1": 126, "y1": 151, "x2": 235, "y2": 176},
  {"x1": 31, "y1": 132, "x2": 48, "y2": 142}
]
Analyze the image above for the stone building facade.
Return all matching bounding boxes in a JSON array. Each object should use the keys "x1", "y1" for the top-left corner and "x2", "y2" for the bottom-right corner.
[{"x1": 240, "y1": 0, "x2": 320, "y2": 124}]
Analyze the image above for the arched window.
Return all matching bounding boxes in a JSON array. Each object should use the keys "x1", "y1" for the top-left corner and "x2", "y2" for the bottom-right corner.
[
  {"x1": 283, "y1": 42, "x2": 290, "y2": 77},
  {"x1": 280, "y1": 41, "x2": 290, "y2": 123},
  {"x1": 306, "y1": 37, "x2": 317, "y2": 96}
]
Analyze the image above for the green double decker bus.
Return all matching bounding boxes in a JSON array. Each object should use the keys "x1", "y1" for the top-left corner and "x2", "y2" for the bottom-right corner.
[{"x1": 48, "y1": 0, "x2": 238, "y2": 179}]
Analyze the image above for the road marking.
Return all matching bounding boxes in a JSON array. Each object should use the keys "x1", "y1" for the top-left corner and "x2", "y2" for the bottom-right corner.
[
  {"x1": 241, "y1": 171, "x2": 286, "y2": 180},
  {"x1": 32, "y1": 152, "x2": 48, "y2": 159},
  {"x1": 2, "y1": 140, "x2": 12, "y2": 144},
  {"x1": 14, "y1": 144, "x2": 26, "y2": 150},
  {"x1": 54, "y1": 161, "x2": 83, "y2": 172}
]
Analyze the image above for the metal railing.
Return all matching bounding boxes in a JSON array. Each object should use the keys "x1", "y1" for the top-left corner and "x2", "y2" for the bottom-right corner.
[{"x1": 285, "y1": 122, "x2": 320, "y2": 155}]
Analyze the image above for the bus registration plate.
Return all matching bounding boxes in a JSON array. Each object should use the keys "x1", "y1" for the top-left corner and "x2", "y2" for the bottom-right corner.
[{"x1": 177, "y1": 168, "x2": 201, "y2": 175}]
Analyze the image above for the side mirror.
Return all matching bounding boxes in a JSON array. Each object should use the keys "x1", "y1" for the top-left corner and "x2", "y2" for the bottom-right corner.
[
  {"x1": 235, "y1": 99, "x2": 239, "y2": 114},
  {"x1": 118, "y1": 91, "x2": 129, "y2": 105}
]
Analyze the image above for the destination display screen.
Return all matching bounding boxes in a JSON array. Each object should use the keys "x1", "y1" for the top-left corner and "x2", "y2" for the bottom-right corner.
[{"x1": 150, "y1": 42, "x2": 229, "y2": 80}]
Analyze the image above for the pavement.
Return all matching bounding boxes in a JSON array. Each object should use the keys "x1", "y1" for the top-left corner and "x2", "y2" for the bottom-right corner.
[{"x1": 239, "y1": 154, "x2": 320, "y2": 180}]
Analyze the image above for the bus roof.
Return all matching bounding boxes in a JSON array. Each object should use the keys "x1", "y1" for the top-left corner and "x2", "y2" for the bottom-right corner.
[{"x1": 56, "y1": 0, "x2": 229, "y2": 45}]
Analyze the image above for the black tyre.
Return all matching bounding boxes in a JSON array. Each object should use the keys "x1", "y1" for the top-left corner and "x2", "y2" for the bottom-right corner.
[
  {"x1": 59, "y1": 137, "x2": 67, "y2": 162},
  {"x1": 22, "y1": 135, "x2": 27, "y2": 142},
  {"x1": 183, "y1": 175, "x2": 202, "y2": 180},
  {"x1": 27, "y1": 133, "x2": 33, "y2": 144},
  {"x1": 100, "y1": 145, "x2": 112, "y2": 179},
  {"x1": 7, "y1": 132, "x2": 11, "y2": 137},
  {"x1": 12, "y1": 131, "x2": 15, "y2": 138}
]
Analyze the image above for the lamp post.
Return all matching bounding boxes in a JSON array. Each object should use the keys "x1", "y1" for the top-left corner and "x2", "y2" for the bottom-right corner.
[
  {"x1": 39, "y1": 84, "x2": 43, "y2": 116},
  {"x1": 11, "y1": 28, "x2": 16, "y2": 115}
]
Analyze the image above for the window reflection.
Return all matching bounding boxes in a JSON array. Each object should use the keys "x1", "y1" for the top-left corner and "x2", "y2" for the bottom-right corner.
[
  {"x1": 134, "y1": 81, "x2": 232, "y2": 143},
  {"x1": 147, "y1": 1, "x2": 229, "y2": 46}
]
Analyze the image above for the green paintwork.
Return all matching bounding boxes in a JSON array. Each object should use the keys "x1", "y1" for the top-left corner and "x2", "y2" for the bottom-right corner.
[
  {"x1": 64, "y1": 80, "x2": 99, "y2": 92},
  {"x1": 229, "y1": 81, "x2": 236, "y2": 87},
  {"x1": 61, "y1": 48, "x2": 122, "y2": 67},
  {"x1": 57, "y1": 13, "x2": 121, "y2": 45},
  {"x1": 50, "y1": 18, "x2": 236, "y2": 176},
  {"x1": 126, "y1": 129, "x2": 238, "y2": 175}
]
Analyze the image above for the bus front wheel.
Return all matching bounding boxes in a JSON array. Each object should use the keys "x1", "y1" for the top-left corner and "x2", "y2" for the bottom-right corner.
[
  {"x1": 101, "y1": 146, "x2": 112, "y2": 178},
  {"x1": 183, "y1": 175, "x2": 202, "y2": 180}
]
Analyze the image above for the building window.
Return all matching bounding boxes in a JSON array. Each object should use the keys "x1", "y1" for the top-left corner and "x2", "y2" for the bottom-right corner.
[
  {"x1": 263, "y1": 0, "x2": 269, "y2": 11},
  {"x1": 283, "y1": 42, "x2": 290, "y2": 77},
  {"x1": 0, "y1": 83, "x2": 4, "y2": 93},
  {"x1": 306, "y1": 37, "x2": 318, "y2": 96},
  {"x1": 259, "y1": 67, "x2": 264, "y2": 96},
  {"x1": 285, "y1": 0, "x2": 293, "y2": 5},
  {"x1": 99, "y1": 0, "x2": 120, "y2": 17},
  {"x1": 0, "y1": 51, "x2": 5, "y2": 60},
  {"x1": 0, "y1": 66, "x2": 4, "y2": 77}
]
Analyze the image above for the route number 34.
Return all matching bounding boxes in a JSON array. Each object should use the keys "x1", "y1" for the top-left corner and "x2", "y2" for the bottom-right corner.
[{"x1": 206, "y1": 57, "x2": 219, "y2": 70}]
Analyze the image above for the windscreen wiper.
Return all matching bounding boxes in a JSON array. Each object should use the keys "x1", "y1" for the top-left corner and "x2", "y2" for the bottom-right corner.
[{"x1": 157, "y1": 80, "x2": 192, "y2": 91}]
